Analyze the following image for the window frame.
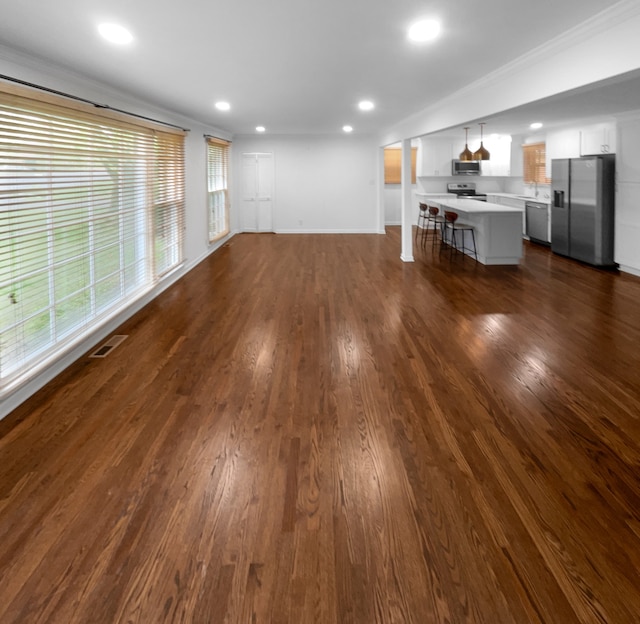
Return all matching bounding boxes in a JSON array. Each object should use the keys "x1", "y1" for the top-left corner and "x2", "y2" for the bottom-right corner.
[
  {"x1": 522, "y1": 142, "x2": 551, "y2": 184},
  {"x1": 384, "y1": 147, "x2": 417, "y2": 184},
  {"x1": 0, "y1": 82, "x2": 186, "y2": 394},
  {"x1": 206, "y1": 137, "x2": 231, "y2": 242}
]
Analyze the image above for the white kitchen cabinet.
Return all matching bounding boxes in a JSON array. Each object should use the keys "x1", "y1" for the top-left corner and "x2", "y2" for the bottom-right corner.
[
  {"x1": 616, "y1": 117, "x2": 640, "y2": 182},
  {"x1": 580, "y1": 123, "x2": 616, "y2": 156},
  {"x1": 479, "y1": 135, "x2": 512, "y2": 176},
  {"x1": 544, "y1": 123, "x2": 616, "y2": 176},
  {"x1": 418, "y1": 137, "x2": 453, "y2": 176},
  {"x1": 499, "y1": 197, "x2": 525, "y2": 234},
  {"x1": 484, "y1": 195, "x2": 527, "y2": 234},
  {"x1": 510, "y1": 134, "x2": 524, "y2": 178},
  {"x1": 498, "y1": 196, "x2": 524, "y2": 209},
  {"x1": 545, "y1": 129, "x2": 581, "y2": 178},
  {"x1": 614, "y1": 116, "x2": 640, "y2": 274},
  {"x1": 428, "y1": 198, "x2": 523, "y2": 265}
]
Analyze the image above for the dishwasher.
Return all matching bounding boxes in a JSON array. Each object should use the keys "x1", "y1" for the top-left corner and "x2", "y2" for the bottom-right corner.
[{"x1": 525, "y1": 201, "x2": 550, "y2": 245}]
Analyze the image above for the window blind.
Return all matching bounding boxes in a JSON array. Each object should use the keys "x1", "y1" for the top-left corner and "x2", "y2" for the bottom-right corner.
[
  {"x1": 0, "y1": 86, "x2": 185, "y2": 392},
  {"x1": 206, "y1": 137, "x2": 230, "y2": 242},
  {"x1": 523, "y1": 143, "x2": 550, "y2": 184},
  {"x1": 384, "y1": 147, "x2": 417, "y2": 184}
]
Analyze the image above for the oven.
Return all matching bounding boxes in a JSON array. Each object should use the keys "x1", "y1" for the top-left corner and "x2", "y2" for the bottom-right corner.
[{"x1": 447, "y1": 182, "x2": 487, "y2": 202}]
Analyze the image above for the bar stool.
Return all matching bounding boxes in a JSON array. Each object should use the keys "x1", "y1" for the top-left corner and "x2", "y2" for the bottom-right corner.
[
  {"x1": 442, "y1": 210, "x2": 477, "y2": 261},
  {"x1": 424, "y1": 205, "x2": 446, "y2": 249},
  {"x1": 416, "y1": 203, "x2": 429, "y2": 242}
]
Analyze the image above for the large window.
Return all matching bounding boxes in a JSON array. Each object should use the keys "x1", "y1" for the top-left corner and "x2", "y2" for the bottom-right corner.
[
  {"x1": 0, "y1": 85, "x2": 185, "y2": 393},
  {"x1": 206, "y1": 137, "x2": 230, "y2": 241},
  {"x1": 523, "y1": 142, "x2": 550, "y2": 184},
  {"x1": 384, "y1": 147, "x2": 417, "y2": 184}
]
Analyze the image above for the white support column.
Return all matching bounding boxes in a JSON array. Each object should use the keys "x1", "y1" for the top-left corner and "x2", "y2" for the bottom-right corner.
[
  {"x1": 400, "y1": 138, "x2": 414, "y2": 262},
  {"x1": 376, "y1": 146, "x2": 386, "y2": 234}
]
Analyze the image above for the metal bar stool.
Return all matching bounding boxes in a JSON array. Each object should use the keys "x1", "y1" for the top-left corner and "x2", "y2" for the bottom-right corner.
[
  {"x1": 442, "y1": 210, "x2": 477, "y2": 261},
  {"x1": 424, "y1": 204, "x2": 446, "y2": 249},
  {"x1": 416, "y1": 203, "x2": 429, "y2": 242}
]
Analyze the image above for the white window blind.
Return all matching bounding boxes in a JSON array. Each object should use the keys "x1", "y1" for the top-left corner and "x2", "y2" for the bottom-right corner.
[
  {"x1": 206, "y1": 137, "x2": 230, "y2": 241},
  {"x1": 523, "y1": 142, "x2": 550, "y2": 184},
  {"x1": 0, "y1": 86, "x2": 185, "y2": 392}
]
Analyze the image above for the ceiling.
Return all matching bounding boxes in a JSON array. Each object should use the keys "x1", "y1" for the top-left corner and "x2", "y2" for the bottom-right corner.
[{"x1": 0, "y1": 0, "x2": 626, "y2": 136}]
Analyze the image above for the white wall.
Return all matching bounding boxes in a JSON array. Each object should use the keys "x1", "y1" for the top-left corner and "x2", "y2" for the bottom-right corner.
[
  {"x1": 232, "y1": 134, "x2": 381, "y2": 233},
  {"x1": 0, "y1": 47, "x2": 233, "y2": 419},
  {"x1": 614, "y1": 113, "x2": 640, "y2": 276}
]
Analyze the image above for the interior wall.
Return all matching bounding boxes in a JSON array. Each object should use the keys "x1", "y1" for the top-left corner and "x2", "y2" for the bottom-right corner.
[
  {"x1": 615, "y1": 113, "x2": 640, "y2": 276},
  {"x1": 232, "y1": 134, "x2": 381, "y2": 233}
]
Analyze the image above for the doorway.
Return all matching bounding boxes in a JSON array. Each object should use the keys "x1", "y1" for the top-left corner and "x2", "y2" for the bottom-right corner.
[{"x1": 241, "y1": 152, "x2": 274, "y2": 232}]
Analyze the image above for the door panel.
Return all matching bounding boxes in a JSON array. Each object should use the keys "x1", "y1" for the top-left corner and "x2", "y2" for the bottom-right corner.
[
  {"x1": 241, "y1": 155, "x2": 258, "y2": 231},
  {"x1": 551, "y1": 159, "x2": 570, "y2": 255},
  {"x1": 256, "y1": 153, "x2": 273, "y2": 232},
  {"x1": 569, "y1": 157, "x2": 599, "y2": 263},
  {"x1": 241, "y1": 153, "x2": 274, "y2": 232}
]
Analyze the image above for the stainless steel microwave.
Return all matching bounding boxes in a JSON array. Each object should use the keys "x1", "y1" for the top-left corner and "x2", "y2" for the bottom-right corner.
[{"x1": 452, "y1": 160, "x2": 481, "y2": 175}]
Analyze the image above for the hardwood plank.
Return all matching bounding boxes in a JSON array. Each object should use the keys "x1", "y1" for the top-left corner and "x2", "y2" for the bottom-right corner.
[{"x1": 2, "y1": 229, "x2": 640, "y2": 623}]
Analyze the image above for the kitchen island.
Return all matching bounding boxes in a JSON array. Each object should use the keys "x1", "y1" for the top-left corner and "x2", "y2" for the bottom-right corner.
[{"x1": 428, "y1": 198, "x2": 524, "y2": 265}]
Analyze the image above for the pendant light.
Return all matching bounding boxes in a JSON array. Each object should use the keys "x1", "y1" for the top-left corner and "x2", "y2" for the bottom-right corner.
[
  {"x1": 472, "y1": 122, "x2": 490, "y2": 161},
  {"x1": 459, "y1": 127, "x2": 473, "y2": 161}
]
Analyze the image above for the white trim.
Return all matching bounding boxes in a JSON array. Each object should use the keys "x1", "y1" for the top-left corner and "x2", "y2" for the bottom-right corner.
[
  {"x1": 275, "y1": 229, "x2": 381, "y2": 234},
  {"x1": 618, "y1": 265, "x2": 640, "y2": 278}
]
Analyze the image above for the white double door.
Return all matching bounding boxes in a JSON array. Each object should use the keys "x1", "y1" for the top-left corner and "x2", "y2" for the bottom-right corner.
[{"x1": 241, "y1": 152, "x2": 274, "y2": 232}]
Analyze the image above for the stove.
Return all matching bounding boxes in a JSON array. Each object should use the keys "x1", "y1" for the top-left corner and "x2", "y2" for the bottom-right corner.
[{"x1": 447, "y1": 182, "x2": 487, "y2": 201}]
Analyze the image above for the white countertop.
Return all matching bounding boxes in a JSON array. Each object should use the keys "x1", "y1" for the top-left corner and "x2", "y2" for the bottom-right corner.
[
  {"x1": 430, "y1": 198, "x2": 524, "y2": 214},
  {"x1": 488, "y1": 193, "x2": 551, "y2": 206}
]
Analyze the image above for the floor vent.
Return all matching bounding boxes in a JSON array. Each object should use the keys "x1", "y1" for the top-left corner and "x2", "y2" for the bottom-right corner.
[{"x1": 89, "y1": 335, "x2": 129, "y2": 358}]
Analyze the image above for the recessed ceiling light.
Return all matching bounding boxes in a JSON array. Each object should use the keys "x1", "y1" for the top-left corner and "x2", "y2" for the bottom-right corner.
[
  {"x1": 407, "y1": 19, "x2": 441, "y2": 43},
  {"x1": 530, "y1": 122, "x2": 543, "y2": 129},
  {"x1": 215, "y1": 101, "x2": 231, "y2": 111},
  {"x1": 256, "y1": 126, "x2": 266, "y2": 132},
  {"x1": 98, "y1": 23, "x2": 133, "y2": 45},
  {"x1": 358, "y1": 100, "x2": 375, "y2": 111},
  {"x1": 343, "y1": 125, "x2": 353, "y2": 133}
]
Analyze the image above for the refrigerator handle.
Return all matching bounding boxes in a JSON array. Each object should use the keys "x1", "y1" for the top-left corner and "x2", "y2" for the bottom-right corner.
[{"x1": 553, "y1": 190, "x2": 565, "y2": 208}]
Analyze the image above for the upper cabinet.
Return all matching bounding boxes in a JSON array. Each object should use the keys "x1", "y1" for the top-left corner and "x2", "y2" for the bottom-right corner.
[
  {"x1": 417, "y1": 134, "x2": 512, "y2": 177},
  {"x1": 418, "y1": 137, "x2": 453, "y2": 176},
  {"x1": 616, "y1": 116, "x2": 640, "y2": 182},
  {"x1": 545, "y1": 122, "x2": 617, "y2": 176},
  {"x1": 510, "y1": 134, "x2": 524, "y2": 178},
  {"x1": 545, "y1": 129, "x2": 581, "y2": 177},
  {"x1": 479, "y1": 135, "x2": 512, "y2": 177},
  {"x1": 580, "y1": 122, "x2": 617, "y2": 156}
]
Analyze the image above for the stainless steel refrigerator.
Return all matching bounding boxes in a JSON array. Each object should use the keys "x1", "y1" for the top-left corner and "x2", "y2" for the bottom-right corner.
[{"x1": 551, "y1": 155, "x2": 616, "y2": 266}]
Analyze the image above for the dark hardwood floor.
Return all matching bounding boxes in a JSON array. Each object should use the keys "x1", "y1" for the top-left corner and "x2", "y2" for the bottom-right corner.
[{"x1": 2, "y1": 228, "x2": 640, "y2": 623}]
